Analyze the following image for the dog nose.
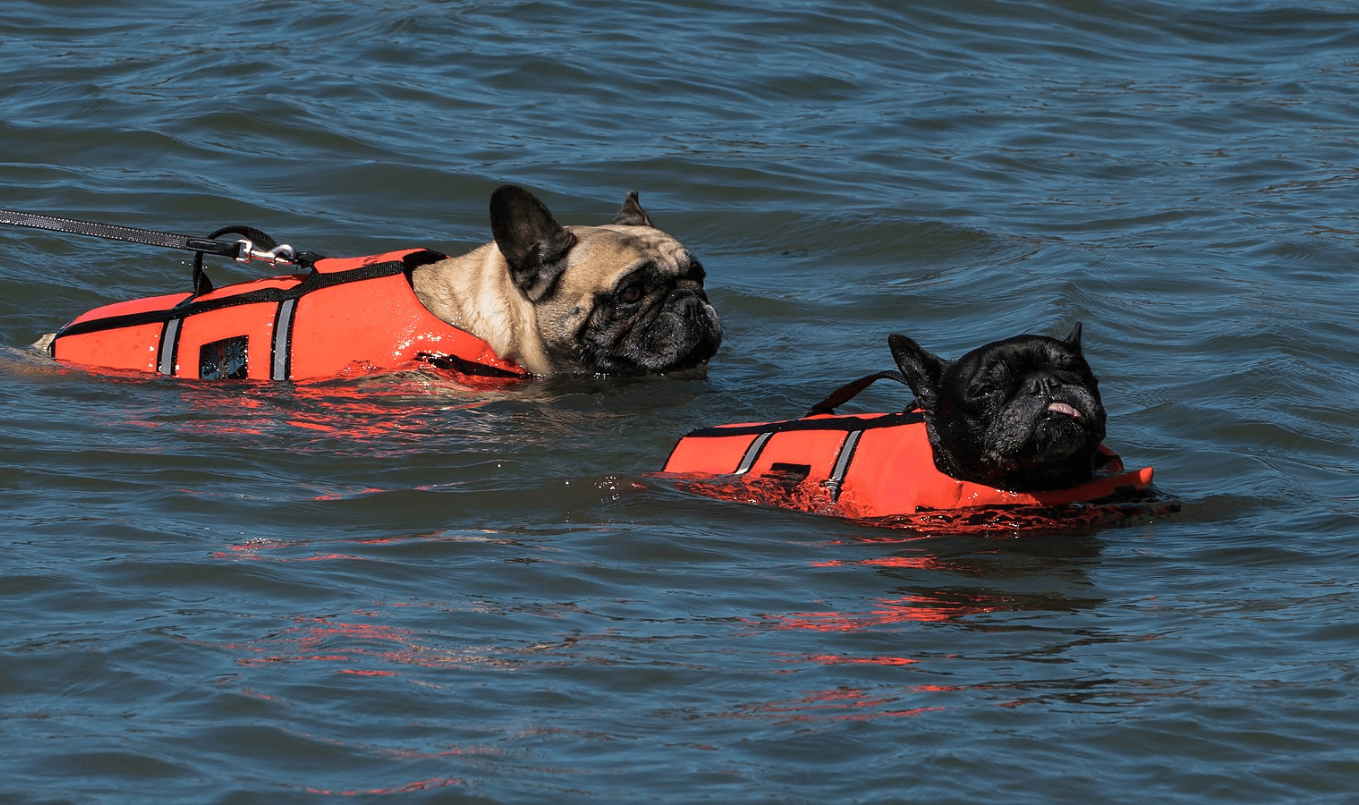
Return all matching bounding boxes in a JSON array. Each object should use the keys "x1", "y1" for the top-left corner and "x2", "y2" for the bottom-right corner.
[
  {"x1": 1026, "y1": 374, "x2": 1059, "y2": 396},
  {"x1": 669, "y1": 283, "x2": 710, "y2": 305}
]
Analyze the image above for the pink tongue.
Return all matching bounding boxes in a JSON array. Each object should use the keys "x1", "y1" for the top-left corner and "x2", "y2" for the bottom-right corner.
[{"x1": 1047, "y1": 401, "x2": 1081, "y2": 419}]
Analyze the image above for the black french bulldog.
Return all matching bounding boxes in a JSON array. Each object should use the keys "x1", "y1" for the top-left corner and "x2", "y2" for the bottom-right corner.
[{"x1": 888, "y1": 323, "x2": 1108, "y2": 492}]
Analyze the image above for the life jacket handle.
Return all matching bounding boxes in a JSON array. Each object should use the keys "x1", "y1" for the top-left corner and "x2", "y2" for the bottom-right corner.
[
  {"x1": 806, "y1": 369, "x2": 914, "y2": 416},
  {"x1": 186, "y1": 225, "x2": 327, "y2": 303}
]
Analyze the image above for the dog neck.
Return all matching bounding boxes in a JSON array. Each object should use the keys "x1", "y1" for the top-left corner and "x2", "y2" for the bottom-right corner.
[{"x1": 408, "y1": 243, "x2": 555, "y2": 375}]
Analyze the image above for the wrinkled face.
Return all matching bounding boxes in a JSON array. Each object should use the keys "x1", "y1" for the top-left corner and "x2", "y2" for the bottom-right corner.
[
  {"x1": 533, "y1": 225, "x2": 722, "y2": 376},
  {"x1": 936, "y1": 335, "x2": 1106, "y2": 488}
]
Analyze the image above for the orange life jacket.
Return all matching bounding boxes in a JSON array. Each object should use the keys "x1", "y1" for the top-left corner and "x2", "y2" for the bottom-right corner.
[
  {"x1": 662, "y1": 410, "x2": 1154, "y2": 519},
  {"x1": 47, "y1": 248, "x2": 527, "y2": 382}
]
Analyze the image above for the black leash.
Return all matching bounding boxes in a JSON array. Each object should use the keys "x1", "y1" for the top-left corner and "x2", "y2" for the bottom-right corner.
[
  {"x1": 0, "y1": 207, "x2": 301, "y2": 264},
  {"x1": 0, "y1": 207, "x2": 311, "y2": 297}
]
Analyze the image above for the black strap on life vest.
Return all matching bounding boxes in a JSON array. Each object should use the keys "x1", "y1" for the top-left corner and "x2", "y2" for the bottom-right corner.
[
  {"x1": 53, "y1": 250, "x2": 450, "y2": 380},
  {"x1": 53, "y1": 252, "x2": 436, "y2": 341},
  {"x1": 805, "y1": 369, "x2": 913, "y2": 416},
  {"x1": 416, "y1": 352, "x2": 529, "y2": 380},
  {"x1": 675, "y1": 367, "x2": 920, "y2": 503},
  {"x1": 681, "y1": 411, "x2": 923, "y2": 440},
  {"x1": 675, "y1": 412, "x2": 926, "y2": 503}
]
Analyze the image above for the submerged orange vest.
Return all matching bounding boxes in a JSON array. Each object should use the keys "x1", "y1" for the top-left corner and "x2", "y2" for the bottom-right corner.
[
  {"x1": 662, "y1": 411, "x2": 1154, "y2": 519},
  {"x1": 48, "y1": 248, "x2": 527, "y2": 382}
]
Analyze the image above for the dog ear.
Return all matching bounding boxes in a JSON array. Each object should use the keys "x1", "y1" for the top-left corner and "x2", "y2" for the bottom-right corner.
[
  {"x1": 490, "y1": 184, "x2": 578, "y2": 301},
  {"x1": 888, "y1": 333, "x2": 946, "y2": 410},
  {"x1": 1064, "y1": 321, "x2": 1083, "y2": 350},
  {"x1": 610, "y1": 191, "x2": 654, "y2": 227}
]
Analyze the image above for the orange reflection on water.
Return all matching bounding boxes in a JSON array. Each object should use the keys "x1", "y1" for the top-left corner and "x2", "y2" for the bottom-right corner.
[
  {"x1": 129, "y1": 365, "x2": 519, "y2": 447},
  {"x1": 727, "y1": 686, "x2": 944, "y2": 723},
  {"x1": 223, "y1": 611, "x2": 506, "y2": 674},
  {"x1": 212, "y1": 603, "x2": 565, "y2": 677},
  {"x1": 800, "y1": 654, "x2": 919, "y2": 667},
  {"x1": 304, "y1": 777, "x2": 466, "y2": 796},
  {"x1": 759, "y1": 592, "x2": 998, "y2": 632},
  {"x1": 809, "y1": 555, "x2": 947, "y2": 570},
  {"x1": 214, "y1": 541, "x2": 367, "y2": 563},
  {"x1": 677, "y1": 475, "x2": 1167, "y2": 535}
]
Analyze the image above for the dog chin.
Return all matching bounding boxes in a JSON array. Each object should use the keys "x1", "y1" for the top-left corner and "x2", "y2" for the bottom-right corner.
[
  {"x1": 1024, "y1": 417, "x2": 1097, "y2": 462},
  {"x1": 973, "y1": 411, "x2": 1099, "y2": 485}
]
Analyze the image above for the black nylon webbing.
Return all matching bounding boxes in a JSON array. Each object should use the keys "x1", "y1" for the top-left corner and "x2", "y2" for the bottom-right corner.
[
  {"x1": 806, "y1": 370, "x2": 910, "y2": 416},
  {"x1": 52, "y1": 257, "x2": 416, "y2": 340},
  {"x1": 681, "y1": 411, "x2": 923, "y2": 439}
]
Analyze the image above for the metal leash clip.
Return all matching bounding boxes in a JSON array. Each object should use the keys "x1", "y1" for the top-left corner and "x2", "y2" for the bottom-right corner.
[{"x1": 235, "y1": 239, "x2": 297, "y2": 265}]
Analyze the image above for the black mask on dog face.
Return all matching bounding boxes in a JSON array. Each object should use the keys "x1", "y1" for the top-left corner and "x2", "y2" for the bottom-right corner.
[{"x1": 889, "y1": 324, "x2": 1108, "y2": 492}]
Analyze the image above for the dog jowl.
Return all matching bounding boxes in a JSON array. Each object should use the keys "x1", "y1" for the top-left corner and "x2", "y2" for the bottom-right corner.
[{"x1": 888, "y1": 324, "x2": 1108, "y2": 492}]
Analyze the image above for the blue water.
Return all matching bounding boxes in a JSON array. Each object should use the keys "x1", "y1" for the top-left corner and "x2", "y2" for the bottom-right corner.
[{"x1": 4, "y1": 0, "x2": 1359, "y2": 801}]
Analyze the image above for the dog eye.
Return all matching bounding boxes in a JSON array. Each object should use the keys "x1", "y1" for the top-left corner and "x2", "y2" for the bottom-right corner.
[{"x1": 618, "y1": 282, "x2": 645, "y2": 304}]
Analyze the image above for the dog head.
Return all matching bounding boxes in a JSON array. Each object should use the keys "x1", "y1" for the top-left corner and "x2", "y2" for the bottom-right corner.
[
  {"x1": 888, "y1": 324, "x2": 1107, "y2": 491},
  {"x1": 488, "y1": 184, "x2": 722, "y2": 376}
]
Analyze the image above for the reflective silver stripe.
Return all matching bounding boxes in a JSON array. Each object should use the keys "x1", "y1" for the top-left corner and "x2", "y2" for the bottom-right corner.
[
  {"x1": 271, "y1": 297, "x2": 297, "y2": 381},
  {"x1": 823, "y1": 430, "x2": 863, "y2": 501},
  {"x1": 157, "y1": 318, "x2": 181, "y2": 376},
  {"x1": 734, "y1": 431, "x2": 773, "y2": 475}
]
